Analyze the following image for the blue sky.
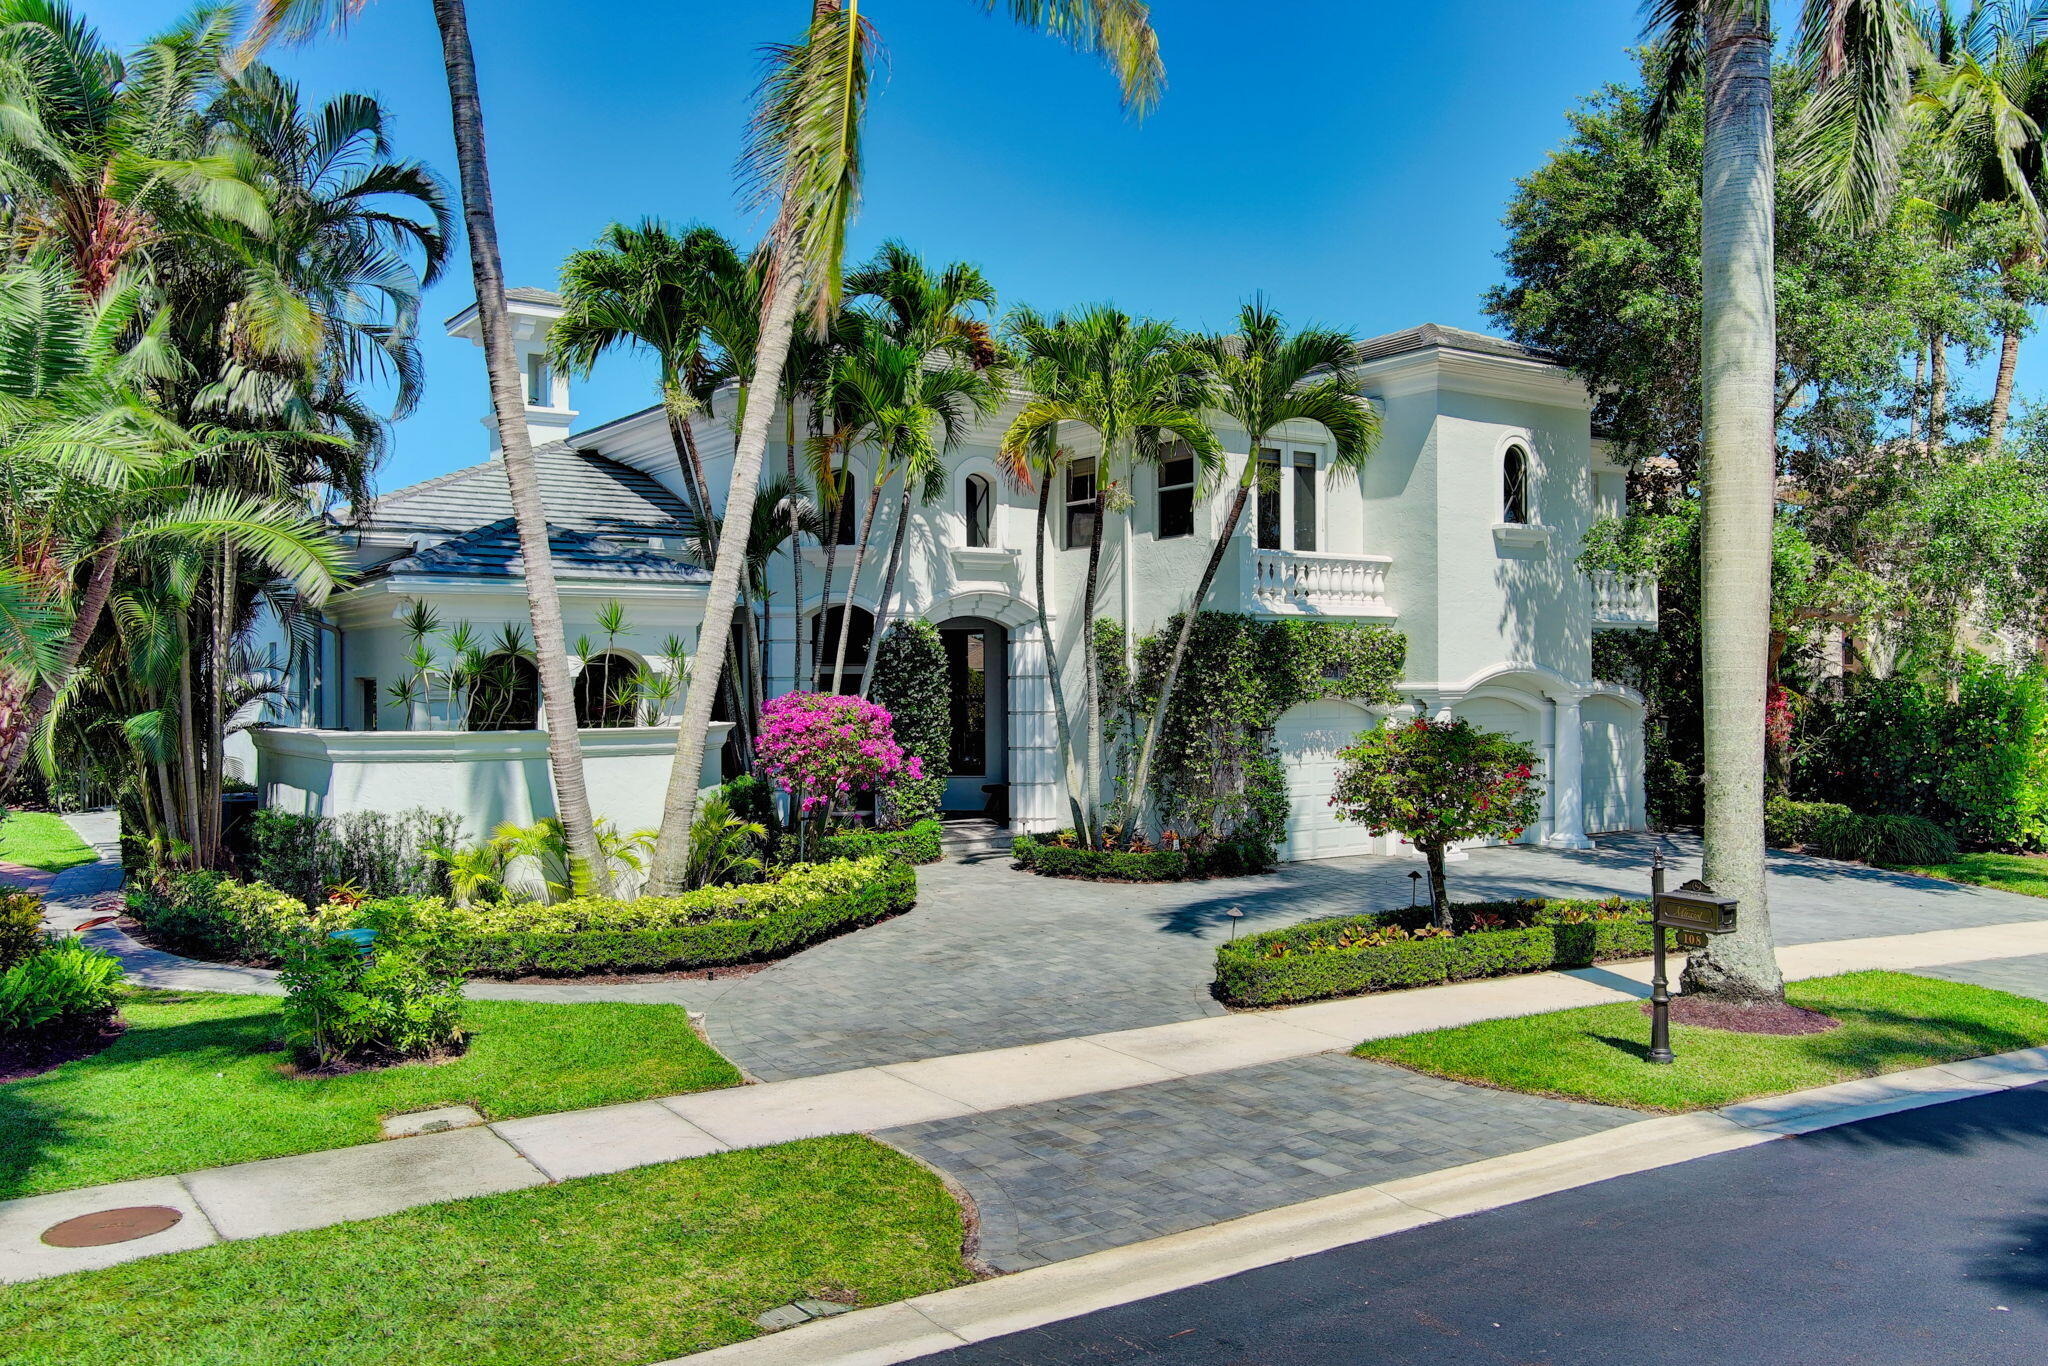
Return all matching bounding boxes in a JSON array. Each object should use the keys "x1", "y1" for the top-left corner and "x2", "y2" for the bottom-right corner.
[{"x1": 89, "y1": 1, "x2": 2024, "y2": 491}]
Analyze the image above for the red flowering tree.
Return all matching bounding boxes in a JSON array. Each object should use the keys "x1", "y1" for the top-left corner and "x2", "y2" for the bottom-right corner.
[
  {"x1": 1330, "y1": 715, "x2": 1542, "y2": 929},
  {"x1": 754, "y1": 692, "x2": 923, "y2": 854}
]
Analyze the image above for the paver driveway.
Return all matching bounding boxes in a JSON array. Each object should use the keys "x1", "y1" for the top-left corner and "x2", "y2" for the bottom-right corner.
[{"x1": 690, "y1": 827, "x2": 2048, "y2": 1081}]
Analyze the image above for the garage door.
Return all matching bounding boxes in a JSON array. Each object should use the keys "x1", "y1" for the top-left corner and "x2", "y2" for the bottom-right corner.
[
  {"x1": 1451, "y1": 695, "x2": 1546, "y2": 845},
  {"x1": 1582, "y1": 695, "x2": 1641, "y2": 833},
  {"x1": 1274, "y1": 698, "x2": 1382, "y2": 861}
]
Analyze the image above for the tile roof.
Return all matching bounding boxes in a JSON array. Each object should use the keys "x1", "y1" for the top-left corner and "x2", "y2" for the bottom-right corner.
[
  {"x1": 375, "y1": 518, "x2": 710, "y2": 584},
  {"x1": 1356, "y1": 323, "x2": 1555, "y2": 366}
]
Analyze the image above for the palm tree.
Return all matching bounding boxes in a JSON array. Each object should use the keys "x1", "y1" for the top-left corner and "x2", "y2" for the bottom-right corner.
[
  {"x1": 551, "y1": 220, "x2": 743, "y2": 519},
  {"x1": 1646, "y1": 0, "x2": 1921, "y2": 1001},
  {"x1": 644, "y1": 0, "x2": 1165, "y2": 895},
  {"x1": 1118, "y1": 300, "x2": 1379, "y2": 839},
  {"x1": 1016, "y1": 423, "x2": 1090, "y2": 838},
  {"x1": 246, "y1": 0, "x2": 613, "y2": 893},
  {"x1": 1000, "y1": 305, "x2": 1216, "y2": 843},
  {"x1": 679, "y1": 476, "x2": 822, "y2": 744}
]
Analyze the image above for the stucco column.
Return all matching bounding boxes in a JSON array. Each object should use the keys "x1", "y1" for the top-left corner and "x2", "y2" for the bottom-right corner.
[
  {"x1": 1544, "y1": 691, "x2": 1593, "y2": 850},
  {"x1": 1007, "y1": 618, "x2": 1061, "y2": 833}
]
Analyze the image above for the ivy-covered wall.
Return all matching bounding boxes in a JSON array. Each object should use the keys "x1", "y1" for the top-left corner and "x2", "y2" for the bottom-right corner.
[
  {"x1": 868, "y1": 621, "x2": 950, "y2": 827},
  {"x1": 1101, "y1": 613, "x2": 1407, "y2": 860}
]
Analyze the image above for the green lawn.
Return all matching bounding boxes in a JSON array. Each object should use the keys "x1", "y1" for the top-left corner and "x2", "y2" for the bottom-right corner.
[
  {"x1": 1354, "y1": 971, "x2": 2048, "y2": 1112},
  {"x1": 1894, "y1": 851, "x2": 2048, "y2": 898},
  {"x1": 0, "y1": 1134, "x2": 970, "y2": 1366},
  {"x1": 0, "y1": 811, "x2": 96, "y2": 874},
  {"x1": 0, "y1": 989, "x2": 741, "y2": 1199}
]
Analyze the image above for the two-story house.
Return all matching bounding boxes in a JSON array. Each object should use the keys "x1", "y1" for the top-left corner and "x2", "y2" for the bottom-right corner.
[{"x1": 248, "y1": 292, "x2": 1653, "y2": 859}]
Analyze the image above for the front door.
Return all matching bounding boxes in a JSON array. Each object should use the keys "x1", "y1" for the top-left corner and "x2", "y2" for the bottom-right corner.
[{"x1": 937, "y1": 618, "x2": 1007, "y2": 813}]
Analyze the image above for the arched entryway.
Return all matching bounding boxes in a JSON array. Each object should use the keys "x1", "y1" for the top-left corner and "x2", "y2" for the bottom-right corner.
[
  {"x1": 935, "y1": 616, "x2": 1008, "y2": 813},
  {"x1": 466, "y1": 652, "x2": 540, "y2": 731},
  {"x1": 575, "y1": 651, "x2": 640, "y2": 728}
]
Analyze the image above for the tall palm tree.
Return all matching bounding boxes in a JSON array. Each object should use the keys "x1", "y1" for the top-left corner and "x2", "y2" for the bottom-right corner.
[
  {"x1": 1017, "y1": 423, "x2": 1090, "y2": 838},
  {"x1": 1000, "y1": 304, "x2": 1215, "y2": 843},
  {"x1": 1118, "y1": 300, "x2": 1378, "y2": 839},
  {"x1": 1646, "y1": 0, "x2": 1921, "y2": 1001},
  {"x1": 551, "y1": 220, "x2": 743, "y2": 519},
  {"x1": 247, "y1": 0, "x2": 614, "y2": 892},
  {"x1": 646, "y1": 1, "x2": 1164, "y2": 894}
]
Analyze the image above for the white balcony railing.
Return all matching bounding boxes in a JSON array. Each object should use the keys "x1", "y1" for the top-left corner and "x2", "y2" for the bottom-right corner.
[
  {"x1": 1246, "y1": 548, "x2": 1395, "y2": 618},
  {"x1": 1591, "y1": 571, "x2": 1658, "y2": 628}
]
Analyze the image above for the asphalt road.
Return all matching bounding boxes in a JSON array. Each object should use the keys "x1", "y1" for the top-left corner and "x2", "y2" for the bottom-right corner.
[{"x1": 928, "y1": 1083, "x2": 2048, "y2": 1365}]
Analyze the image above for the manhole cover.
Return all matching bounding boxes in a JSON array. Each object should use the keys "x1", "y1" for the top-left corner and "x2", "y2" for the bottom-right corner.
[{"x1": 40, "y1": 1206, "x2": 183, "y2": 1248}]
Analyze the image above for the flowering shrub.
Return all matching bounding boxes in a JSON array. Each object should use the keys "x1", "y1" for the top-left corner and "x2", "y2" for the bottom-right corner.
[
  {"x1": 1331, "y1": 714, "x2": 1543, "y2": 929},
  {"x1": 756, "y1": 692, "x2": 923, "y2": 816}
]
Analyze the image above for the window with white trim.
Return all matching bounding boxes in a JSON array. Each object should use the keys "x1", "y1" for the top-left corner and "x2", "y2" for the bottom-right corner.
[
  {"x1": 1502, "y1": 445, "x2": 1531, "y2": 525},
  {"x1": 526, "y1": 353, "x2": 551, "y2": 406},
  {"x1": 964, "y1": 473, "x2": 994, "y2": 548},
  {"x1": 1064, "y1": 457, "x2": 1097, "y2": 550},
  {"x1": 1255, "y1": 445, "x2": 1319, "y2": 551},
  {"x1": 1156, "y1": 450, "x2": 1195, "y2": 540}
]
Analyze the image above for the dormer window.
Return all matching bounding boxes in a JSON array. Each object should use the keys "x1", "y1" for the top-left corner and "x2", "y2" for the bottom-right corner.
[
  {"x1": 1502, "y1": 445, "x2": 1531, "y2": 525},
  {"x1": 964, "y1": 473, "x2": 994, "y2": 548},
  {"x1": 526, "y1": 353, "x2": 551, "y2": 407}
]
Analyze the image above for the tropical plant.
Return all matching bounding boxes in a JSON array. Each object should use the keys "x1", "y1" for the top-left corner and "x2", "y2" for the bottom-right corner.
[
  {"x1": 1000, "y1": 304, "x2": 1216, "y2": 844},
  {"x1": 752, "y1": 690, "x2": 922, "y2": 857},
  {"x1": 866, "y1": 620, "x2": 950, "y2": 826},
  {"x1": 1329, "y1": 715, "x2": 1543, "y2": 931},
  {"x1": 645, "y1": 0, "x2": 1165, "y2": 895},
  {"x1": 0, "y1": 934, "x2": 124, "y2": 1035},
  {"x1": 681, "y1": 792, "x2": 767, "y2": 890},
  {"x1": 1119, "y1": 299, "x2": 1379, "y2": 839}
]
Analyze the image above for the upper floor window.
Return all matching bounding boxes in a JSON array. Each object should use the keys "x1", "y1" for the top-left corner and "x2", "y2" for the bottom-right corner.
[
  {"x1": 1255, "y1": 446, "x2": 1318, "y2": 552},
  {"x1": 823, "y1": 465, "x2": 857, "y2": 546},
  {"x1": 1064, "y1": 457, "x2": 1097, "y2": 550},
  {"x1": 964, "y1": 473, "x2": 994, "y2": 548},
  {"x1": 1503, "y1": 445, "x2": 1531, "y2": 525},
  {"x1": 1157, "y1": 451, "x2": 1195, "y2": 540},
  {"x1": 526, "y1": 353, "x2": 551, "y2": 407}
]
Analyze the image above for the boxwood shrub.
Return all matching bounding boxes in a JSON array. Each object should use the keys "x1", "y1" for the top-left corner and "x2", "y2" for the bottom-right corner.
[
  {"x1": 814, "y1": 818, "x2": 944, "y2": 866},
  {"x1": 1012, "y1": 832, "x2": 1274, "y2": 882},
  {"x1": 1216, "y1": 897, "x2": 1651, "y2": 1007},
  {"x1": 371, "y1": 856, "x2": 916, "y2": 977},
  {"x1": 1807, "y1": 810, "x2": 1958, "y2": 866},
  {"x1": 127, "y1": 872, "x2": 349, "y2": 964},
  {"x1": 1764, "y1": 796, "x2": 1852, "y2": 848}
]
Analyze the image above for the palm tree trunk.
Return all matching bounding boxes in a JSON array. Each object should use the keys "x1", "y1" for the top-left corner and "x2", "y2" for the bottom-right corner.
[
  {"x1": 1033, "y1": 456, "x2": 1089, "y2": 839},
  {"x1": 858, "y1": 487, "x2": 913, "y2": 700},
  {"x1": 1909, "y1": 347, "x2": 1924, "y2": 447},
  {"x1": 813, "y1": 444, "x2": 845, "y2": 691},
  {"x1": 1990, "y1": 319, "x2": 2021, "y2": 454},
  {"x1": 785, "y1": 401, "x2": 803, "y2": 694},
  {"x1": 430, "y1": 0, "x2": 610, "y2": 894},
  {"x1": 0, "y1": 519, "x2": 121, "y2": 802},
  {"x1": 647, "y1": 256, "x2": 807, "y2": 896},
  {"x1": 1119, "y1": 482, "x2": 1252, "y2": 839},
  {"x1": 1683, "y1": 3, "x2": 1783, "y2": 1003},
  {"x1": 830, "y1": 483, "x2": 883, "y2": 693},
  {"x1": 1080, "y1": 480, "x2": 1109, "y2": 845},
  {"x1": 1928, "y1": 330, "x2": 1948, "y2": 450},
  {"x1": 665, "y1": 410, "x2": 714, "y2": 522}
]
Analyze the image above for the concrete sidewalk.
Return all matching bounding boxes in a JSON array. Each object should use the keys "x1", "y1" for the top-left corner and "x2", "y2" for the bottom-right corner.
[{"x1": 6, "y1": 914, "x2": 2047, "y2": 1285}]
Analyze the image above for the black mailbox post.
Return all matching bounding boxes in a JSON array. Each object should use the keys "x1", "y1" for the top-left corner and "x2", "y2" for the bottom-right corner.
[{"x1": 1646, "y1": 856, "x2": 1739, "y2": 1064}]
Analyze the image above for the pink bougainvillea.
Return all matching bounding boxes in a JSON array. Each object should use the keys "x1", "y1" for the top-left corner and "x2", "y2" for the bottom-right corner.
[{"x1": 755, "y1": 691, "x2": 924, "y2": 815}]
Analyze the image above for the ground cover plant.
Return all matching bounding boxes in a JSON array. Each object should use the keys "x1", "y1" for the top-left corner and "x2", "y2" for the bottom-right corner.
[
  {"x1": 1354, "y1": 971, "x2": 2048, "y2": 1112},
  {"x1": 0, "y1": 813, "x2": 96, "y2": 874},
  {"x1": 0, "y1": 1135, "x2": 968, "y2": 1366},
  {"x1": 0, "y1": 989, "x2": 739, "y2": 1200},
  {"x1": 1218, "y1": 898, "x2": 1650, "y2": 1006},
  {"x1": 1894, "y1": 852, "x2": 2048, "y2": 898}
]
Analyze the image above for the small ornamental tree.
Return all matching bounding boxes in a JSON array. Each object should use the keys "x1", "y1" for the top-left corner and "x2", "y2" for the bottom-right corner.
[
  {"x1": 754, "y1": 692, "x2": 924, "y2": 856},
  {"x1": 1330, "y1": 715, "x2": 1542, "y2": 930}
]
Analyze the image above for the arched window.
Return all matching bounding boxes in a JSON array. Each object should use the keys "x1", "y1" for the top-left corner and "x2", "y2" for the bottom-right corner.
[
  {"x1": 964, "y1": 473, "x2": 994, "y2": 548},
  {"x1": 466, "y1": 652, "x2": 540, "y2": 731},
  {"x1": 1502, "y1": 445, "x2": 1531, "y2": 525},
  {"x1": 575, "y1": 652, "x2": 639, "y2": 728},
  {"x1": 809, "y1": 605, "x2": 874, "y2": 694}
]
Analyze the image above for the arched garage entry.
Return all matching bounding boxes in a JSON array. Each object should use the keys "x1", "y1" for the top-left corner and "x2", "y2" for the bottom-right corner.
[
  {"x1": 1274, "y1": 697, "x2": 1386, "y2": 860},
  {"x1": 1451, "y1": 689, "x2": 1547, "y2": 846}
]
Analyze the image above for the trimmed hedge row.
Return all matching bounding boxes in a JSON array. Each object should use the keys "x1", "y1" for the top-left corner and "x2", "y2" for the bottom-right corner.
[
  {"x1": 1012, "y1": 832, "x2": 1274, "y2": 882},
  {"x1": 370, "y1": 856, "x2": 916, "y2": 977},
  {"x1": 1216, "y1": 898, "x2": 1652, "y2": 1007},
  {"x1": 814, "y1": 818, "x2": 944, "y2": 866},
  {"x1": 1764, "y1": 797, "x2": 1852, "y2": 848},
  {"x1": 128, "y1": 873, "x2": 348, "y2": 965}
]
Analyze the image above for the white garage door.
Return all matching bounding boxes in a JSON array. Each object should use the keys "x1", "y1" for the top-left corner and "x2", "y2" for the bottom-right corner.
[
  {"x1": 1274, "y1": 698, "x2": 1381, "y2": 861},
  {"x1": 1451, "y1": 695, "x2": 1547, "y2": 845},
  {"x1": 1582, "y1": 695, "x2": 1642, "y2": 833}
]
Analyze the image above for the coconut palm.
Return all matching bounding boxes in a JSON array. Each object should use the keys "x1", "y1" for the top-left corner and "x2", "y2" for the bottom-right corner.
[
  {"x1": 1118, "y1": 300, "x2": 1378, "y2": 840},
  {"x1": 1646, "y1": 0, "x2": 1922, "y2": 1000},
  {"x1": 643, "y1": 1, "x2": 1165, "y2": 895},
  {"x1": 1000, "y1": 304, "x2": 1216, "y2": 843}
]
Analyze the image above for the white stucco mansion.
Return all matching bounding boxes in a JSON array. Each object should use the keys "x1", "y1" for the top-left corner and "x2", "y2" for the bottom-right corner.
[{"x1": 246, "y1": 291, "x2": 1654, "y2": 860}]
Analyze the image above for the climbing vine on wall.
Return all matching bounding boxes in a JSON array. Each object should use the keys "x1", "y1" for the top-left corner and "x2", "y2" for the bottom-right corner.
[
  {"x1": 1101, "y1": 613, "x2": 1406, "y2": 863},
  {"x1": 868, "y1": 621, "x2": 951, "y2": 827}
]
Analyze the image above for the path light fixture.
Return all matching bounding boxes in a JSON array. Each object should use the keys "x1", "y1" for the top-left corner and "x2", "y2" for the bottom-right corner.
[
  {"x1": 1408, "y1": 870, "x2": 1421, "y2": 907},
  {"x1": 1225, "y1": 905, "x2": 1244, "y2": 942}
]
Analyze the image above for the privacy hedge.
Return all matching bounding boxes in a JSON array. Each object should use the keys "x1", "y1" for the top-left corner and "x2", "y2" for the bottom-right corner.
[
  {"x1": 1216, "y1": 897, "x2": 1651, "y2": 1007},
  {"x1": 815, "y1": 819, "x2": 944, "y2": 866},
  {"x1": 1764, "y1": 797, "x2": 1853, "y2": 848},
  {"x1": 370, "y1": 856, "x2": 915, "y2": 977}
]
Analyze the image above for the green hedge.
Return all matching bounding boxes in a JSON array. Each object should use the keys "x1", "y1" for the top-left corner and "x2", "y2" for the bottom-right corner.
[
  {"x1": 1808, "y1": 810, "x2": 1958, "y2": 866},
  {"x1": 1216, "y1": 898, "x2": 1652, "y2": 1007},
  {"x1": 127, "y1": 873, "x2": 349, "y2": 964},
  {"x1": 1764, "y1": 797, "x2": 1852, "y2": 848},
  {"x1": 371, "y1": 856, "x2": 916, "y2": 977},
  {"x1": 1012, "y1": 832, "x2": 1274, "y2": 882},
  {"x1": 814, "y1": 819, "x2": 944, "y2": 866}
]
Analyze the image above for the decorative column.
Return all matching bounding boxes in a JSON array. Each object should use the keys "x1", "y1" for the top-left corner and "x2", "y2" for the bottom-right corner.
[
  {"x1": 1544, "y1": 690, "x2": 1592, "y2": 849},
  {"x1": 1007, "y1": 617, "x2": 1061, "y2": 833}
]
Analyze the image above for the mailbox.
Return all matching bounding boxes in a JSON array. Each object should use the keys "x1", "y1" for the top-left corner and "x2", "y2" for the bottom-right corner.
[{"x1": 1653, "y1": 885, "x2": 1738, "y2": 935}]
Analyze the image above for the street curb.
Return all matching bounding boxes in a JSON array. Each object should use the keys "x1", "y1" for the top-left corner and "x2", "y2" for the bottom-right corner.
[{"x1": 652, "y1": 1048, "x2": 2048, "y2": 1366}]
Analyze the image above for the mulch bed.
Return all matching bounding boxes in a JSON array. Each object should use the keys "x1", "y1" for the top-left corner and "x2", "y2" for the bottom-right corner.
[
  {"x1": 1643, "y1": 997, "x2": 1842, "y2": 1035},
  {"x1": 0, "y1": 1014, "x2": 125, "y2": 1082}
]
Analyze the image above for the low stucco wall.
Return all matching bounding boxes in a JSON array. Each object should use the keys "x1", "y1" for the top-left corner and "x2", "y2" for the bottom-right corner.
[{"x1": 252, "y1": 724, "x2": 731, "y2": 840}]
